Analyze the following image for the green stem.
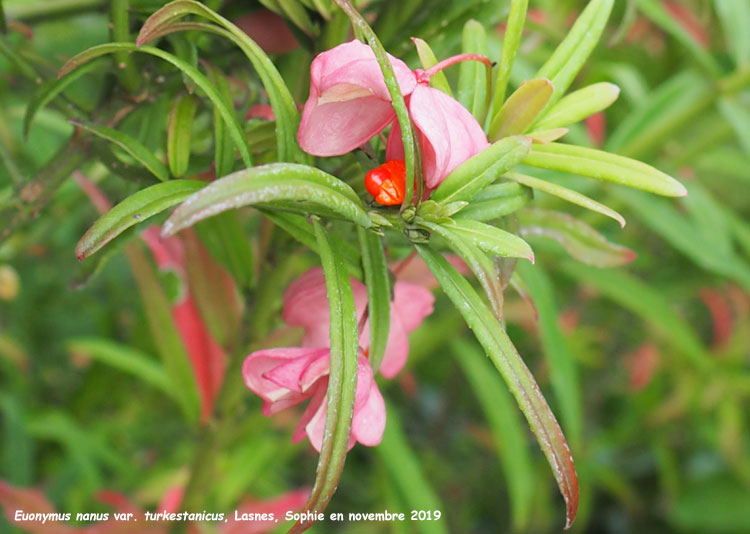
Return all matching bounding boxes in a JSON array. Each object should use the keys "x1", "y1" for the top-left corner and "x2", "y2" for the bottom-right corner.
[{"x1": 110, "y1": 0, "x2": 141, "y2": 93}]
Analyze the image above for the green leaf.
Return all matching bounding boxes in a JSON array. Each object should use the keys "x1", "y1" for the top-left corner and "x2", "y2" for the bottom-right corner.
[
  {"x1": 522, "y1": 143, "x2": 687, "y2": 197},
  {"x1": 635, "y1": 0, "x2": 722, "y2": 77},
  {"x1": 70, "y1": 119, "x2": 169, "y2": 182},
  {"x1": 0, "y1": 393, "x2": 33, "y2": 485},
  {"x1": 515, "y1": 262, "x2": 582, "y2": 447},
  {"x1": 534, "y1": 82, "x2": 620, "y2": 131},
  {"x1": 457, "y1": 19, "x2": 489, "y2": 123},
  {"x1": 489, "y1": 78, "x2": 553, "y2": 141},
  {"x1": 166, "y1": 93, "x2": 197, "y2": 178},
  {"x1": 448, "y1": 218, "x2": 534, "y2": 262},
  {"x1": 58, "y1": 42, "x2": 254, "y2": 168},
  {"x1": 413, "y1": 37, "x2": 452, "y2": 96},
  {"x1": 432, "y1": 135, "x2": 532, "y2": 204},
  {"x1": 125, "y1": 244, "x2": 200, "y2": 423},
  {"x1": 452, "y1": 339, "x2": 534, "y2": 531},
  {"x1": 713, "y1": 0, "x2": 750, "y2": 67},
  {"x1": 534, "y1": 0, "x2": 614, "y2": 104},
  {"x1": 559, "y1": 261, "x2": 712, "y2": 369},
  {"x1": 65, "y1": 337, "x2": 174, "y2": 397},
  {"x1": 135, "y1": 0, "x2": 301, "y2": 162},
  {"x1": 375, "y1": 402, "x2": 448, "y2": 534},
  {"x1": 357, "y1": 228, "x2": 390, "y2": 372},
  {"x1": 332, "y1": 0, "x2": 419, "y2": 208},
  {"x1": 23, "y1": 60, "x2": 100, "y2": 138},
  {"x1": 491, "y1": 0, "x2": 528, "y2": 118},
  {"x1": 162, "y1": 163, "x2": 371, "y2": 237},
  {"x1": 504, "y1": 171, "x2": 625, "y2": 227},
  {"x1": 418, "y1": 219, "x2": 504, "y2": 319},
  {"x1": 453, "y1": 182, "x2": 532, "y2": 222},
  {"x1": 517, "y1": 208, "x2": 635, "y2": 267},
  {"x1": 75, "y1": 180, "x2": 205, "y2": 260},
  {"x1": 293, "y1": 220, "x2": 359, "y2": 533},
  {"x1": 415, "y1": 246, "x2": 579, "y2": 529},
  {"x1": 206, "y1": 63, "x2": 235, "y2": 178}
]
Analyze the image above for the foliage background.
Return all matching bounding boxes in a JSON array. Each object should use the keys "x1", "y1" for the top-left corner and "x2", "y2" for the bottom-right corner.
[{"x1": 1, "y1": 0, "x2": 749, "y2": 532}]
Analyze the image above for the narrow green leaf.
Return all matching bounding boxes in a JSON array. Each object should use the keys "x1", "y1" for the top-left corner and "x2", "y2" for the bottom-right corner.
[
  {"x1": 276, "y1": 0, "x2": 318, "y2": 36},
  {"x1": 489, "y1": 78, "x2": 553, "y2": 141},
  {"x1": 452, "y1": 339, "x2": 534, "y2": 531},
  {"x1": 528, "y1": 128, "x2": 569, "y2": 144},
  {"x1": 504, "y1": 172, "x2": 625, "y2": 227},
  {"x1": 559, "y1": 261, "x2": 712, "y2": 369},
  {"x1": 518, "y1": 208, "x2": 635, "y2": 267},
  {"x1": 413, "y1": 37, "x2": 452, "y2": 96},
  {"x1": 332, "y1": 0, "x2": 418, "y2": 208},
  {"x1": 449, "y1": 218, "x2": 534, "y2": 262},
  {"x1": 534, "y1": 0, "x2": 614, "y2": 104},
  {"x1": 76, "y1": 180, "x2": 205, "y2": 260},
  {"x1": 416, "y1": 246, "x2": 579, "y2": 529},
  {"x1": 357, "y1": 228, "x2": 390, "y2": 372},
  {"x1": 0, "y1": 393, "x2": 33, "y2": 485},
  {"x1": 523, "y1": 143, "x2": 687, "y2": 197},
  {"x1": 71, "y1": 119, "x2": 169, "y2": 182},
  {"x1": 135, "y1": 0, "x2": 301, "y2": 162},
  {"x1": 162, "y1": 163, "x2": 371, "y2": 236},
  {"x1": 126, "y1": 244, "x2": 200, "y2": 423},
  {"x1": 635, "y1": 0, "x2": 722, "y2": 77},
  {"x1": 534, "y1": 82, "x2": 620, "y2": 130},
  {"x1": 453, "y1": 182, "x2": 532, "y2": 222},
  {"x1": 418, "y1": 219, "x2": 504, "y2": 319},
  {"x1": 293, "y1": 220, "x2": 359, "y2": 533},
  {"x1": 58, "y1": 42, "x2": 254, "y2": 167},
  {"x1": 516, "y1": 262, "x2": 581, "y2": 447},
  {"x1": 375, "y1": 402, "x2": 448, "y2": 534},
  {"x1": 65, "y1": 337, "x2": 174, "y2": 397},
  {"x1": 206, "y1": 64, "x2": 235, "y2": 178},
  {"x1": 457, "y1": 19, "x2": 489, "y2": 123},
  {"x1": 491, "y1": 0, "x2": 528, "y2": 117},
  {"x1": 432, "y1": 135, "x2": 532, "y2": 204},
  {"x1": 167, "y1": 94, "x2": 197, "y2": 178}
]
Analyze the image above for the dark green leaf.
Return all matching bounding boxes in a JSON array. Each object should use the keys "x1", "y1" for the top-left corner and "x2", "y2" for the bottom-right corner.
[
  {"x1": 416, "y1": 246, "x2": 579, "y2": 529},
  {"x1": 162, "y1": 163, "x2": 370, "y2": 236},
  {"x1": 76, "y1": 180, "x2": 206, "y2": 260}
]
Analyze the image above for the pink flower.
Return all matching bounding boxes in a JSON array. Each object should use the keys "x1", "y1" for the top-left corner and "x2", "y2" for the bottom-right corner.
[
  {"x1": 243, "y1": 266, "x2": 434, "y2": 450},
  {"x1": 282, "y1": 267, "x2": 434, "y2": 378},
  {"x1": 243, "y1": 348, "x2": 385, "y2": 451},
  {"x1": 297, "y1": 40, "x2": 489, "y2": 189}
]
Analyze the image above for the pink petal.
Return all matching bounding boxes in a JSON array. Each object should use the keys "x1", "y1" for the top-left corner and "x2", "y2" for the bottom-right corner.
[
  {"x1": 388, "y1": 85, "x2": 489, "y2": 189},
  {"x1": 392, "y1": 281, "x2": 435, "y2": 333},
  {"x1": 242, "y1": 347, "x2": 327, "y2": 413},
  {"x1": 377, "y1": 316, "x2": 410, "y2": 379},
  {"x1": 293, "y1": 383, "x2": 327, "y2": 450},
  {"x1": 298, "y1": 40, "x2": 416, "y2": 156},
  {"x1": 351, "y1": 378, "x2": 386, "y2": 447},
  {"x1": 263, "y1": 350, "x2": 326, "y2": 392}
]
